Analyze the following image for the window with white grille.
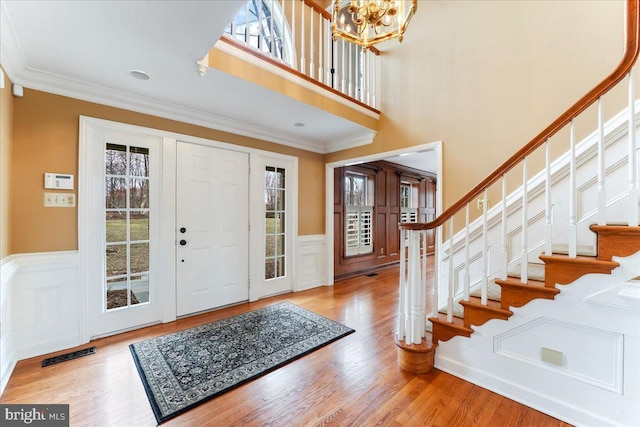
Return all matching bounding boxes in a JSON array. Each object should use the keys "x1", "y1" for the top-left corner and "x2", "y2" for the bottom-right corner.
[
  {"x1": 400, "y1": 182, "x2": 418, "y2": 223},
  {"x1": 345, "y1": 173, "x2": 373, "y2": 256},
  {"x1": 265, "y1": 166, "x2": 286, "y2": 280}
]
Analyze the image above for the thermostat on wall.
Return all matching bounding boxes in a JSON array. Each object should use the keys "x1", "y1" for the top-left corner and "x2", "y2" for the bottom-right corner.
[{"x1": 44, "y1": 173, "x2": 74, "y2": 190}]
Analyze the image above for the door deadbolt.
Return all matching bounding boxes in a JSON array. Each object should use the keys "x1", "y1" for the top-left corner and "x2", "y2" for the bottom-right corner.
[{"x1": 180, "y1": 227, "x2": 187, "y2": 233}]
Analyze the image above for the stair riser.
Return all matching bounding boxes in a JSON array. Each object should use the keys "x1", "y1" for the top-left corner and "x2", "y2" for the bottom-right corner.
[
  {"x1": 543, "y1": 262, "x2": 617, "y2": 287},
  {"x1": 500, "y1": 288, "x2": 557, "y2": 310},
  {"x1": 594, "y1": 229, "x2": 640, "y2": 261}
]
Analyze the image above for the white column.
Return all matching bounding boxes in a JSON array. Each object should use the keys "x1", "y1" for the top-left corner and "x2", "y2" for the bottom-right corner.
[{"x1": 398, "y1": 229, "x2": 407, "y2": 340}]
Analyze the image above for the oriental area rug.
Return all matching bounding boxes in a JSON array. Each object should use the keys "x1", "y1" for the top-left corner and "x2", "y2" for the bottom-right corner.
[{"x1": 130, "y1": 301, "x2": 355, "y2": 423}]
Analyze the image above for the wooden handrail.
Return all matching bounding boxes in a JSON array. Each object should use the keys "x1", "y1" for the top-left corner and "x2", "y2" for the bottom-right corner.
[{"x1": 400, "y1": 0, "x2": 640, "y2": 232}]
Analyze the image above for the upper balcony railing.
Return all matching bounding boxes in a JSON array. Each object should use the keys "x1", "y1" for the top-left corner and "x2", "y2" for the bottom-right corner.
[{"x1": 220, "y1": 0, "x2": 380, "y2": 112}]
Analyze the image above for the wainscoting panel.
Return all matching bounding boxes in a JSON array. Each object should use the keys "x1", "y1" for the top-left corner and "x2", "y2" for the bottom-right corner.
[
  {"x1": 1, "y1": 251, "x2": 82, "y2": 395},
  {"x1": 296, "y1": 235, "x2": 327, "y2": 291},
  {"x1": 494, "y1": 317, "x2": 624, "y2": 393}
]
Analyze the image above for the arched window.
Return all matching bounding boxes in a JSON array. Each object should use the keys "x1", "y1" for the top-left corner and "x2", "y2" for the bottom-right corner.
[{"x1": 225, "y1": 0, "x2": 295, "y2": 67}]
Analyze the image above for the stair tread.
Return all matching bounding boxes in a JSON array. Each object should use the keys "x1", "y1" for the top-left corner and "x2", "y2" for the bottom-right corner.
[
  {"x1": 506, "y1": 262, "x2": 545, "y2": 281},
  {"x1": 539, "y1": 253, "x2": 619, "y2": 266},
  {"x1": 551, "y1": 243, "x2": 597, "y2": 257},
  {"x1": 460, "y1": 298, "x2": 513, "y2": 314},
  {"x1": 429, "y1": 314, "x2": 473, "y2": 332}
]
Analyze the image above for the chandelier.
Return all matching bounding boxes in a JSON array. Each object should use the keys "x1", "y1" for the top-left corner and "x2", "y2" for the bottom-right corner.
[{"x1": 332, "y1": 0, "x2": 417, "y2": 49}]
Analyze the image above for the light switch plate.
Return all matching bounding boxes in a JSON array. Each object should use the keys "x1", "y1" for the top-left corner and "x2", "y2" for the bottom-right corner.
[{"x1": 44, "y1": 192, "x2": 76, "y2": 207}]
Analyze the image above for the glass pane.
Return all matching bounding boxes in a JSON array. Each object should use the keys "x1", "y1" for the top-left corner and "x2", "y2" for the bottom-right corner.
[
  {"x1": 105, "y1": 144, "x2": 127, "y2": 175},
  {"x1": 276, "y1": 234, "x2": 285, "y2": 256},
  {"x1": 275, "y1": 256, "x2": 285, "y2": 278},
  {"x1": 130, "y1": 147, "x2": 149, "y2": 177},
  {"x1": 106, "y1": 244, "x2": 127, "y2": 277},
  {"x1": 265, "y1": 258, "x2": 275, "y2": 280},
  {"x1": 274, "y1": 189, "x2": 284, "y2": 210},
  {"x1": 265, "y1": 188, "x2": 277, "y2": 211},
  {"x1": 265, "y1": 212, "x2": 275, "y2": 233},
  {"x1": 130, "y1": 178, "x2": 149, "y2": 209},
  {"x1": 130, "y1": 211, "x2": 149, "y2": 241},
  {"x1": 273, "y1": 213, "x2": 285, "y2": 233},
  {"x1": 106, "y1": 177, "x2": 127, "y2": 208},
  {"x1": 130, "y1": 274, "x2": 149, "y2": 305},
  {"x1": 276, "y1": 168, "x2": 285, "y2": 188},
  {"x1": 130, "y1": 242, "x2": 149, "y2": 274},
  {"x1": 106, "y1": 277, "x2": 129, "y2": 310},
  {"x1": 265, "y1": 235, "x2": 275, "y2": 257},
  {"x1": 106, "y1": 211, "x2": 127, "y2": 243}
]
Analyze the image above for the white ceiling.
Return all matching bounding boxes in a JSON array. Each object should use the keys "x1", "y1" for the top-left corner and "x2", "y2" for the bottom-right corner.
[{"x1": 0, "y1": 0, "x2": 375, "y2": 153}]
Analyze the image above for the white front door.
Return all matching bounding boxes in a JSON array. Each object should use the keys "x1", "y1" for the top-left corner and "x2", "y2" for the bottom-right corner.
[
  {"x1": 176, "y1": 142, "x2": 249, "y2": 316},
  {"x1": 83, "y1": 125, "x2": 164, "y2": 338}
]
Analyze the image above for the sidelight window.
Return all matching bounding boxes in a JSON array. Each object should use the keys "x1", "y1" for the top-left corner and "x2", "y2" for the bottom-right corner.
[
  {"x1": 104, "y1": 144, "x2": 150, "y2": 310},
  {"x1": 265, "y1": 166, "x2": 286, "y2": 280}
]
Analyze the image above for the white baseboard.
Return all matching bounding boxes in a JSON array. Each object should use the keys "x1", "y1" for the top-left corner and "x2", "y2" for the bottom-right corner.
[{"x1": 296, "y1": 235, "x2": 327, "y2": 291}]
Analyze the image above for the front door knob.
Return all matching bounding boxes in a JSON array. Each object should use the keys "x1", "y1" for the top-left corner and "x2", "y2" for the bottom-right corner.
[{"x1": 179, "y1": 239, "x2": 187, "y2": 246}]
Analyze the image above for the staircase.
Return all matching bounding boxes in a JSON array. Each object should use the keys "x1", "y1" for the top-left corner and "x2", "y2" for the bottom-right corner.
[
  {"x1": 429, "y1": 225, "x2": 640, "y2": 343},
  {"x1": 395, "y1": 1, "x2": 640, "y2": 425}
]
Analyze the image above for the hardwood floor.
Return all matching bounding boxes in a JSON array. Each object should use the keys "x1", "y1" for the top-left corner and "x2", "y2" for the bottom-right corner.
[{"x1": 1, "y1": 264, "x2": 571, "y2": 427}]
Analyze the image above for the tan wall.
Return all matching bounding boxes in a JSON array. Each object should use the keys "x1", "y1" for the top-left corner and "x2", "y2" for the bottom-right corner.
[
  {"x1": 11, "y1": 89, "x2": 325, "y2": 255},
  {"x1": 325, "y1": 0, "x2": 627, "y2": 220},
  {"x1": 0, "y1": 68, "x2": 13, "y2": 258}
]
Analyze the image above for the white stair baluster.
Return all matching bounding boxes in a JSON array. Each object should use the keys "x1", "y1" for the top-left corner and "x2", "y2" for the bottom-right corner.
[
  {"x1": 569, "y1": 120, "x2": 577, "y2": 258},
  {"x1": 598, "y1": 98, "x2": 607, "y2": 225},
  {"x1": 300, "y1": 2, "x2": 305, "y2": 74},
  {"x1": 318, "y1": 11, "x2": 323, "y2": 82},
  {"x1": 447, "y1": 218, "x2": 454, "y2": 323},
  {"x1": 431, "y1": 225, "x2": 441, "y2": 319},
  {"x1": 501, "y1": 175, "x2": 508, "y2": 280},
  {"x1": 521, "y1": 157, "x2": 529, "y2": 283},
  {"x1": 628, "y1": 71, "x2": 639, "y2": 226},
  {"x1": 545, "y1": 139, "x2": 553, "y2": 256},
  {"x1": 464, "y1": 203, "x2": 471, "y2": 301},
  {"x1": 481, "y1": 189, "x2": 489, "y2": 306},
  {"x1": 310, "y1": 8, "x2": 314, "y2": 79}
]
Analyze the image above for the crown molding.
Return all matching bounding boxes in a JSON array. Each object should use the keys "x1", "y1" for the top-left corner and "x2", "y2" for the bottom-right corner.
[{"x1": 0, "y1": 2, "x2": 27, "y2": 81}]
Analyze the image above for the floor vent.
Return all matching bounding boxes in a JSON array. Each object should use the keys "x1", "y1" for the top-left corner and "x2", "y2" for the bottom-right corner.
[{"x1": 42, "y1": 347, "x2": 97, "y2": 367}]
